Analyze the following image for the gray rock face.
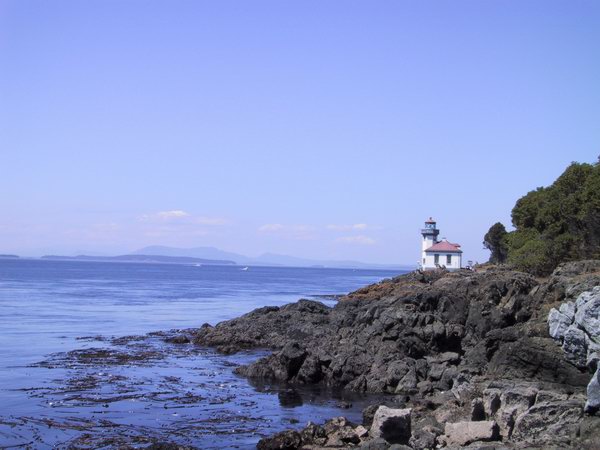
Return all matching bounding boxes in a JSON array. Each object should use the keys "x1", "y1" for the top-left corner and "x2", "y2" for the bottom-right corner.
[
  {"x1": 587, "y1": 366, "x2": 600, "y2": 414},
  {"x1": 443, "y1": 421, "x2": 499, "y2": 446},
  {"x1": 369, "y1": 406, "x2": 411, "y2": 445},
  {"x1": 560, "y1": 301, "x2": 576, "y2": 321},
  {"x1": 562, "y1": 325, "x2": 588, "y2": 368},
  {"x1": 548, "y1": 309, "x2": 571, "y2": 340},
  {"x1": 548, "y1": 286, "x2": 600, "y2": 414},
  {"x1": 511, "y1": 400, "x2": 583, "y2": 445},
  {"x1": 576, "y1": 287, "x2": 600, "y2": 338}
]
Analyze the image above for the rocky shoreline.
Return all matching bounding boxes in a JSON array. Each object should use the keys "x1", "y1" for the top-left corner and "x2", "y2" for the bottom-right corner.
[{"x1": 191, "y1": 260, "x2": 600, "y2": 449}]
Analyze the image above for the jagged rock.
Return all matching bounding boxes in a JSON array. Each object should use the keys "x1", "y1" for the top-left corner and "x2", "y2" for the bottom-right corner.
[
  {"x1": 256, "y1": 429, "x2": 302, "y2": 450},
  {"x1": 549, "y1": 287, "x2": 600, "y2": 415},
  {"x1": 548, "y1": 309, "x2": 571, "y2": 340},
  {"x1": 369, "y1": 406, "x2": 411, "y2": 445},
  {"x1": 409, "y1": 426, "x2": 440, "y2": 449},
  {"x1": 560, "y1": 301, "x2": 576, "y2": 321},
  {"x1": 300, "y1": 422, "x2": 327, "y2": 446},
  {"x1": 562, "y1": 325, "x2": 588, "y2": 368},
  {"x1": 575, "y1": 286, "x2": 600, "y2": 337},
  {"x1": 362, "y1": 404, "x2": 380, "y2": 428},
  {"x1": 443, "y1": 421, "x2": 499, "y2": 446},
  {"x1": 511, "y1": 400, "x2": 583, "y2": 445},
  {"x1": 586, "y1": 365, "x2": 600, "y2": 414},
  {"x1": 235, "y1": 342, "x2": 307, "y2": 381},
  {"x1": 193, "y1": 263, "x2": 600, "y2": 448},
  {"x1": 322, "y1": 417, "x2": 360, "y2": 446},
  {"x1": 496, "y1": 386, "x2": 537, "y2": 437}
]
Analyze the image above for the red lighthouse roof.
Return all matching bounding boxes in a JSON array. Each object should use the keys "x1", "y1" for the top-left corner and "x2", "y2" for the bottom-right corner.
[
  {"x1": 425, "y1": 240, "x2": 462, "y2": 253},
  {"x1": 425, "y1": 217, "x2": 436, "y2": 223}
]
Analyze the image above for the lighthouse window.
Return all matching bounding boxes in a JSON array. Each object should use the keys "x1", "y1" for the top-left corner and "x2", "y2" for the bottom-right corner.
[
  {"x1": 434, "y1": 254, "x2": 439, "y2": 265},
  {"x1": 446, "y1": 254, "x2": 452, "y2": 265}
]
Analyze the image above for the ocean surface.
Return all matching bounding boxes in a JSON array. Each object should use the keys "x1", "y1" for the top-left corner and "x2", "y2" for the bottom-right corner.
[{"x1": 0, "y1": 259, "x2": 404, "y2": 448}]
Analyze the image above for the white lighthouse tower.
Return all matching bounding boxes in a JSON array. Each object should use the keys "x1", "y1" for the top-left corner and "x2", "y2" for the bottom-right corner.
[{"x1": 421, "y1": 217, "x2": 440, "y2": 266}]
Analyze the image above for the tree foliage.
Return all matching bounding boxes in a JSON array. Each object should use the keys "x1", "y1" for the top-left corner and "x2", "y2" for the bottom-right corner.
[
  {"x1": 483, "y1": 222, "x2": 508, "y2": 264},
  {"x1": 486, "y1": 160, "x2": 600, "y2": 276}
]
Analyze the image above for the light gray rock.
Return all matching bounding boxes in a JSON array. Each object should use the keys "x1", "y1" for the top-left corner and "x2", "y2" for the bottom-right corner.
[
  {"x1": 559, "y1": 301, "x2": 576, "y2": 321},
  {"x1": 575, "y1": 287, "x2": 600, "y2": 338},
  {"x1": 562, "y1": 325, "x2": 588, "y2": 368},
  {"x1": 585, "y1": 365, "x2": 600, "y2": 414},
  {"x1": 369, "y1": 406, "x2": 411, "y2": 445},
  {"x1": 498, "y1": 387, "x2": 537, "y2": 437},
  {"x1": 575, "y1": 287, "x2": 600, "y2": 311},
  {"x1": 512, "y1": 400, "x2": 582, "y2": 444},
  {"x1": 443, "y1": 421, "x2": 499, "y2": 446},
  {"x1": 548, "y1": 308, "x2": 572, "y2": 340}
]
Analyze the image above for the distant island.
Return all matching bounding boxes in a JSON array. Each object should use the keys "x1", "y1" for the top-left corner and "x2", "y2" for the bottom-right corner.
[
  {"x1": 39, "y1": 249, "x2": 409, "y2": 270},
  {"x1": 41, "y1": 254, "x2": 236, "y2": 266},
  {"x1": 130, "y1": 245, "x2": 410, "y2": 270},
  {"x1": 0, "y1": 254, "x2": 19, "y2": 259}
]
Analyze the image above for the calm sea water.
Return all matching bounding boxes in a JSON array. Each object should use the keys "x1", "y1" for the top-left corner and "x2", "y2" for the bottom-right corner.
[{"x1": 0, "y1": 259, "x2": 403, "y2": 448}]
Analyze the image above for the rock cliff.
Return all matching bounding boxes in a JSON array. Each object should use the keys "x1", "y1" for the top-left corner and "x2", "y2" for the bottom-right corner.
[{"x1": 193, "y1": 261, "x2": 600, "y2": 449}]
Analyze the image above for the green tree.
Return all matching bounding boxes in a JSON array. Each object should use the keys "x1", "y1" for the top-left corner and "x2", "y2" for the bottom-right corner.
[
  {"x1": 483, "y1": 222, "x2": 508, "y2": 264},
  {"x1": 488, "y1": 160, "x2": 600, "y2": 276}
]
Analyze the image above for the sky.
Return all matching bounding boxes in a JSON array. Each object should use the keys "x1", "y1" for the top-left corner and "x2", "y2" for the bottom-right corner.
[{"x1": 1, "y1": 1, "x2": 599, "y2": 265}]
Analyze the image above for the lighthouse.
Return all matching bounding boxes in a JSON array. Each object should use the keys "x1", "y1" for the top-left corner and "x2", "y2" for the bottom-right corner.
[
  {"x1": 420, "y1": 218, "x2": 463, "y2": 270},
  {"x1": 421, "y1": 217, "x2": 439, "y2": 259}
]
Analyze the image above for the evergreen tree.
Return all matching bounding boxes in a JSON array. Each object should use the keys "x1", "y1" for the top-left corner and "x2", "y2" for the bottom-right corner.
[
  {"x1": 483, "y1": 222, "x2": 508, "y2": 264},
  {"x1": 498, "y1": 161, "x2": 600, "y2": 276}
]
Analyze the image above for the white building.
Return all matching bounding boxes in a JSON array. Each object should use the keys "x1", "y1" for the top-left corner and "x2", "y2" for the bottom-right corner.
[{"x1": 420, "y1": 218, "x2": 462, "y2": 271}]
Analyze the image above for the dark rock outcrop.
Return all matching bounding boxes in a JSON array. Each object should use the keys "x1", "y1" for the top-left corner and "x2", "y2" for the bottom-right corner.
[{"x1": 193, "y1": 261, "x2": 600, "y2": 449}]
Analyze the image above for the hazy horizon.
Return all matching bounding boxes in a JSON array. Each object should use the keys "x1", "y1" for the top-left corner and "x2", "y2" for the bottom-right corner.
[{"x1": 1, "y1": 1, "x2": 599, "y2": 265}]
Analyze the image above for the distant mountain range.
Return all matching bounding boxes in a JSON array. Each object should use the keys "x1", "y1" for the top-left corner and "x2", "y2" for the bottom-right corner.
[
  {"x1": 37, "y1": 246, "x2": 410, "y2": 270},
  {"x1": 130, "y1": 245, "x2": 409, "y2": 270}
]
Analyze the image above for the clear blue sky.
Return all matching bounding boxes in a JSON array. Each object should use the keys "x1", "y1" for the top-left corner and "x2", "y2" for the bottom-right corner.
[{"x1": 1, "y1": 1, "x2": 599, "y2": 264}]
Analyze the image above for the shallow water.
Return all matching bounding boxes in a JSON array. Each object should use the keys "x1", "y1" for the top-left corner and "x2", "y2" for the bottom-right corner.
[{"x1": 0, "y1": 259, "x2": 402, "y2": 448}]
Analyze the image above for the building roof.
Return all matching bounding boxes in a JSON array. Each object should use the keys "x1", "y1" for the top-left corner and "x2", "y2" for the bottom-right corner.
[
  {"x1": 425, "y1": 240, "x2": 463, "y2": 253},
  {"x1": 425, "y1": 217, "x2": 436, "y2": 223}
]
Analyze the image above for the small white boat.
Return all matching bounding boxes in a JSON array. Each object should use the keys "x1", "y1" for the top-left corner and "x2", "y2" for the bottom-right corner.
[
  {"x1": 193, "y1": 263, "x2": 202, "y2": 267},
  {"x1": 241, "y1": 267, "x2": 249, "y2": 271}
]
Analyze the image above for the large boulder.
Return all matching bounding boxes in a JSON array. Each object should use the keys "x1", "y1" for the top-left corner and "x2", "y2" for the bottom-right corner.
[
  {"x1": 442, "y1": 421, "x2": 500, "y2": 446},
  {"x1": 511, "y1": 400, "x2": 583, "y2": 445},
  {"x1": 369, "y1": 406, "x2": 411, "y2": 445},
  {"x1": 548, "y1": 308, "x2": 572, "y2": 340}
]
